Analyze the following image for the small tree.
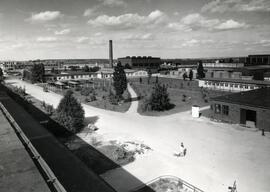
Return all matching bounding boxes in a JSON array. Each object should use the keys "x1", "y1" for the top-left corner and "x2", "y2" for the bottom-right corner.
[
  {"x1": 155, "y1": 76, "x2": 159, "y2": 84},
  {"x1": 197, "y1": 61, "x2": 205, "y2": 79},
  {"x1": 113, "y1": 62, "x2": 127, "y2": 100},
  {"x1": 182, "y1": 72, "x2": 188, "y2": 81},
  {"x1": 56, "y1": 90, "x2": 85, "y2": 133},
  {"x1": 147, "y1": 69, "x2": 152, "y2": 84},
  {"x1": 83, "y1": 65, "x2": 90, "y2": 72},
  {"x1": 148, "y1": 83, "x2": 172, "y2": 111},
  {"x1": 31, "y1": 64, "x2": 45, "y2": 83},
  {"x1": 188, "y1": 70, "x2": 193, "y2": 81},
  {"x1": 0, "y1": 68, "x2": 3, "y2": 82}
]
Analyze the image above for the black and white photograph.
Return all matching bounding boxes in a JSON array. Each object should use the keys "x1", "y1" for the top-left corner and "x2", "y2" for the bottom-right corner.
[{"x1": 0, "y1": 0, "x2": 270, "y2": 192}]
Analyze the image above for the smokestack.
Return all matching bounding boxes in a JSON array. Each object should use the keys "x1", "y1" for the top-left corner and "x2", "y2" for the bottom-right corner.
[{"x1": 109, "y1": 40, "x2": 113, "y2": 68}]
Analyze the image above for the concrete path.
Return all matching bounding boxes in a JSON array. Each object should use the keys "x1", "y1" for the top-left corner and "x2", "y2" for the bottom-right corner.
[{"x1": 125, "y1": 83, "x2": 139, "y2": 114}]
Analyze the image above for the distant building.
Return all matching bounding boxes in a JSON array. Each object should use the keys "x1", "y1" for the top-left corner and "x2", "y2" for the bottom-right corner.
[
  {"x1": 199, "y1": 78, "x2": 270, "y2": 92},
  {"x1": 246, "y1": 54, "x2": 270, "y2": 65},
  {"x1": 118, "y1": 56, "x2": 161, "y2": 72},
  {"x1": 210, "y1": 88, "x2": 270, "y2": 131},
  {"x1": 97, "y1": 68, "x2": 148, "y2": 79}
]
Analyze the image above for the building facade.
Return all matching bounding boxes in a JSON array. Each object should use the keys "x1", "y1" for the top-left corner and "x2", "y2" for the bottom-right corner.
[
  {"x1": 210, "y1": 88, "x2": 270, "y2": 131},
  {"x1": 118, "y1": 56, "x2": 161, "y2": 72}
]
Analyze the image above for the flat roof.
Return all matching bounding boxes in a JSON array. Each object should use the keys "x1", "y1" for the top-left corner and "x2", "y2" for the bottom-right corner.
[
  {"x1": 211, "y1": 87, "x2": 270, "y2": 110},
  {"x1": 0, "y1": 109, "x2": 50, "y2": 192},
  {"x1": 203, "y1": 77, "x2": 270, "y2": 85},
  {"x1": 243, "y1": 65, "x2": 270, "y2": 70}
]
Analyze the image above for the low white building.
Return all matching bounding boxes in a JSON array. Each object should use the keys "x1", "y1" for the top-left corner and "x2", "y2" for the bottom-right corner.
[{"x1": 199, "y1": 78, "x2": 270, "y2": 92}]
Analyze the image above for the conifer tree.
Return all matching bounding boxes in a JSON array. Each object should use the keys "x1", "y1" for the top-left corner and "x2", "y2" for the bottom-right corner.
[
  {"x1": 149, "y1": 83, "x2": 172, "y2": 111},
  {"x1": 56, "y1": 90, "x2": 85, "y2": 133},
  {"x1": 113, "y1": 62, "x2": 127, "y2": 100},
  {"x1": 197, "y1": 61, "x2": 205, "y2": 79}
]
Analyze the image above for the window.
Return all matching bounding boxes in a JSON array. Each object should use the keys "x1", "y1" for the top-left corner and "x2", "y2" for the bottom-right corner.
[
  {"x1": 215, "y1": 104, "x2": 221, "y2": 114},
  {"x1": 222, "y1": 105, "x2": 229, "y2": 115}
]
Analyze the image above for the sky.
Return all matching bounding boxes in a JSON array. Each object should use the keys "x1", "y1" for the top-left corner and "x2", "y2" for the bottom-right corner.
[{"x1": 0, "y1": 0, "x2": 270, "y2": 60}]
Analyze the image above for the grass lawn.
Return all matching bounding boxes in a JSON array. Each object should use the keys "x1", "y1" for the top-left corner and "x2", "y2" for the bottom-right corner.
[
  {"x1": 129, "y1": 77, "x2": 228, "y2": 116},
  {"x1": 46, "y1": 78, "x2": 131, "y2": 113}
]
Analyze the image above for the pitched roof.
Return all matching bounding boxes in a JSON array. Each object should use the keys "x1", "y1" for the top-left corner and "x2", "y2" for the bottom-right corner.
[{"x1": 211, "y1": 88, "x2": 270, "y2": 110}]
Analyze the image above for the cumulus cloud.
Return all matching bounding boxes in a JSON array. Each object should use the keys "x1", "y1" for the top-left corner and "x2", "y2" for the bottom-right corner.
[
  {"x1": 98, "y1": 0, "x2": 126, "y2": 7},
  {"x1": 84, "y1": 7, "x2": 99, "y2": 17},
  {"x1": 36, "y1": 36, "x2": 58, "y2": 42},
  {"x1": 27, "y1": 11, "x2": 62, "y2": 22},
  {"x1": 121, "y1": 33, "x2": 154, "y2": 41},
  {"x1": 88, "y1": 10, "x2": 166, "y2": 30},
  {"x1": 76, "y1": 36, "x2": 90, "y2": 43},
  {"x1": 215, "y1": 19, "x2": 248, "y2": 30},
  {"x1": 167, "y1": 13, "x2": 247, "y2": 31},
  {"x1": 54, "y1": 29, "x2": 71, "y2": 35},
  {"x1": 202, "y1": 0, "x2": 270, "y2": 13}
]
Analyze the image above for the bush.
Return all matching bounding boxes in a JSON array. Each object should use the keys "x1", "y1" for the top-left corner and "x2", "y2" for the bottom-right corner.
[{"x1": 80, "y1": 87, "x2": 93, "y2": 96}]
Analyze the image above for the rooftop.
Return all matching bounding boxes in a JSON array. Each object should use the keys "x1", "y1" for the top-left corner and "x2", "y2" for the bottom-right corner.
[
  {"x1": 211, "y1": 87, "x2": 270, "y2": 110},
  {"x1": 0, "y1": 106, "x2": 50, "y2": 192}
]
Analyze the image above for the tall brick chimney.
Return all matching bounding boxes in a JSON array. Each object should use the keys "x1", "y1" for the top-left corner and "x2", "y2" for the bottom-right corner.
[{"x1": 109, "y1": 40, "x2": 113, "y2": 68}]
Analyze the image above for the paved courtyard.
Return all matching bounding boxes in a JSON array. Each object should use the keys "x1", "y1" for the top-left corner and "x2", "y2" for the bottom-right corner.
[{"x1": 6, "y1": 79, "x2": 270, "y2": 192}]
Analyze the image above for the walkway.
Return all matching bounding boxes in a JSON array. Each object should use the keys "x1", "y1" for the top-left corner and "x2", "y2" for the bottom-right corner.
[{"x1": 126, "y1": 83, "x2": 139, "y2": 114}]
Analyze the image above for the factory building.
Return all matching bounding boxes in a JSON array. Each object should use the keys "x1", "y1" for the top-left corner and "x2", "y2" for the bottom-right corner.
[{"x1": 118, "y1": 56, "x2": 161, "y2": 72}]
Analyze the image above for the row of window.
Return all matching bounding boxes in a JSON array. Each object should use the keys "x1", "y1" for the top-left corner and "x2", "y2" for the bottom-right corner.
[
  {"x1": 205, "y1": 81, "x2": 256, "y2": 89},
  {"x1": 211, "y1": 104, "x2": 229, "y2": 115}
]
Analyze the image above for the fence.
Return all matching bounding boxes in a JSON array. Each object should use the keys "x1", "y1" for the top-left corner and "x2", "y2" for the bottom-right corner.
[
  {"x1": 0, "y1": 102, "x2": 67, "y2": 192},
  {"x1": 131, "y1": 175, "x2": 205, "y2": 192}
]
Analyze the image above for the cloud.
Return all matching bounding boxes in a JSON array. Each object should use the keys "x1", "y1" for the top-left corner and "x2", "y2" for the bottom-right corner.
[
  {"x1": 84, "y1": 7, "x2": 99, "y2": 17},
  {"x1": 215, "y1": 19, "x2": 248, "y2": 30},
  {"x1": 54, "y1": 29, "x2": 71, "y2": 35},
  {"x1": 121, "y1": 33, "x2": 154, "y2": 41},
  {"x1": 76, "y1": 36, "x2": 106, "y2": 45},
  {"x1": 88, "y1": 10, "x2": 166, "y2": 30},
  {"x1": 167, "y1": 13, "x2": 247, "y2": 31},
  {"x1": 27, "y1": 11, "x2": 62, "y2": 22},
  {"x1": 76, "y1": 36, "x2": 90, "y2": 43},
  {"x1": 36, "y1": 36, "x2": 58, "y2": 42},
  {"x1": 202, "y1": 0, "x2": 270, "y2": 13},
  {"x1": 98, "y1": 0, "x2": 126, "y2": 7}
]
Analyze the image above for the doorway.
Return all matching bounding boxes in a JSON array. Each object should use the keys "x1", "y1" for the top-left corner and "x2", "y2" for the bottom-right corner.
[{"x1": 240, "y1": 109, "x2": 257, "y2": 127}]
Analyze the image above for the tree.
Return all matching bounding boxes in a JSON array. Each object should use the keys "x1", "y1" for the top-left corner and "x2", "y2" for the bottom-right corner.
[
  {"x1": 56, "y1": 90, "x2": 85, "y2": 133},
  {"x1": 148, "y1": 83, "x2": 172, "y2": 111},
  {"x1": 83, "y1": 65, "x2": 90, "y2": 72},
  {"x1": 188, "y1": 70, "x2": 193, "y2": 81},
  {"x1": 182, "y1": 72, "x2": 188, "y2": 81},
  {"x1": 147, "y1": 68, "x2": 152, "y2": 84},
  {"x1": 155, "y1": 76, "x2": 159, "y2": 84},
  {"x1": 197, "y1": 61, "x2": 205, "y2": 79},
  {"x1": 124, "y1": 63, "x2": 131, "y2": 69},
  {"x1": 0, "y1": 68, "x2": 3, "y2": 82},
  {"x1": 31, "y1": 64, "x2": 45, "y2": 83},
  {"x1": 113, "y1": 62, "x2": 127, "y2": 100}
]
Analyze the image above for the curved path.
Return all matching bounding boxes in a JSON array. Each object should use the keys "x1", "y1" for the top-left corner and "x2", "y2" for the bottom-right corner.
[
  {"x1": 125, "y1": 83, "x2": 139, "y2": 114},
  {"x1": 5, "y1": 79, "x2": 270, "y2": 192}
]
